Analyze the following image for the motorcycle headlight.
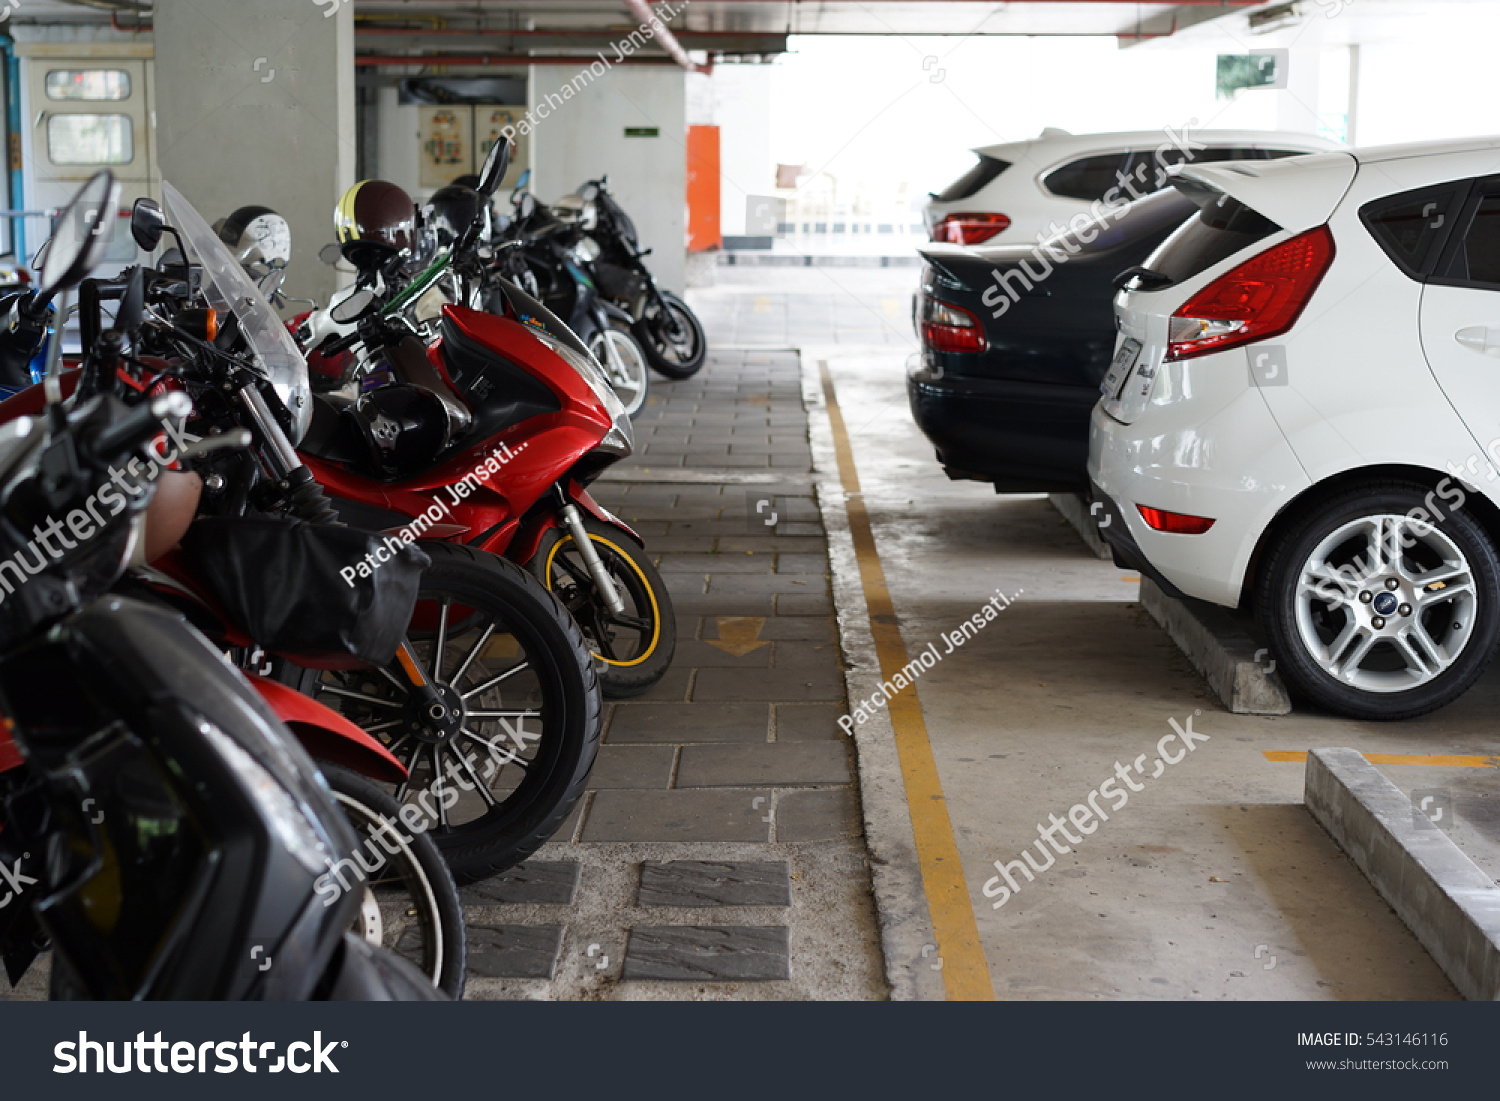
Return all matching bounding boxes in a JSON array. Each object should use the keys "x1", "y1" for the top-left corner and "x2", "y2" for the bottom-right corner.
[{"x1": 527, "y1": 327, "x2": 634, "y2": 456}]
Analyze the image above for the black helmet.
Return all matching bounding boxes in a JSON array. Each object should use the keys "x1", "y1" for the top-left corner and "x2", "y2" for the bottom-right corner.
[
  {"x1": 334, "y1": 180, "x2": 418, "y2": 270},
  {"x1": 426, "y1": 185, "x2": 484, "y2": 248},
  {"x1": 353, "y1": 384, "x2": 448, "y2": 475}
]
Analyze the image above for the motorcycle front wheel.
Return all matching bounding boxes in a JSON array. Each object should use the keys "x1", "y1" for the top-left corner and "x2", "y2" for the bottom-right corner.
[
  {"x1": 589, "y1": 324, "x2": 649, "y2": 419},
  {"x1": 287, "y1": 543, "x2": 601, "y2": 881},
  {"x1": 320, "y1": 762, "x2": 467, "y2": 999},
  {"x1": 633, "y1": 289, "x2": 706, "y2": 380},
  {"x1": 526, "y1": 515, "x2": 677, "y2": 698}
]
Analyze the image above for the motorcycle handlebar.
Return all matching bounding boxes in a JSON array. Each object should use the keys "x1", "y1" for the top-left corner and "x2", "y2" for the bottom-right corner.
[{"x1": 87, "y1": 391, "x2": 192, "y2": 461}]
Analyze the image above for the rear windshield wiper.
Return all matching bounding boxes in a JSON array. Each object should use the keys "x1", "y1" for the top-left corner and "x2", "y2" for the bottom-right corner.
[{"x1": 1113, "y1": 265, "x2": 1172, "y2": 292}]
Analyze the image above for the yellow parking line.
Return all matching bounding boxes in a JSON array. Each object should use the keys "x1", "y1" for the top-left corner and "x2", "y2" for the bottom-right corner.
[
  {"x1": 819, "y1": 360, "x2": 995, "y2": 1002},
  {"x1": 1264, "y1": 750, "x2": 1499, "y2": 767}
]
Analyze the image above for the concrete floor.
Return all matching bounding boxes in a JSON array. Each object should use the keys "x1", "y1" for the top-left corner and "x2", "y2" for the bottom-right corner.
[
  {"x1": 699, "y1": 263, "x2": 1499, "y2": 1000},
  {"x1": 815, "y1": 319, "x2": 1500, "y2": 999}
]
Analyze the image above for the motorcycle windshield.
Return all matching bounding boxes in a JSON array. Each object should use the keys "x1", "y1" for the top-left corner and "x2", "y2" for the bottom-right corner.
[{"x1": 162, "y1": 181, "x2": 313, "y2": 445}]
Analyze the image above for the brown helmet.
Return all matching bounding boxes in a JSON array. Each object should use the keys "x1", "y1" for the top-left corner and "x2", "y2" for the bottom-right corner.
[{"x1": 334, "y1": 179, "x2": 417, "y2": 268}]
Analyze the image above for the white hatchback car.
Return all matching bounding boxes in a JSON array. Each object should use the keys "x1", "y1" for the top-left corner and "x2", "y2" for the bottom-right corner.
[
  {"x1": 1089, "y1": 136, "x2": 1500, "y2": 720},
  {"x1": 924, "y1": 127, "x2": 1340, "y2": 247}
]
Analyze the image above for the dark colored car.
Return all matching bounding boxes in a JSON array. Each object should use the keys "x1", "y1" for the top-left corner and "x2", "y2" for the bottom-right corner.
[{"x1": 907, "y1": 187, "x2": 1195, "y2": 492}]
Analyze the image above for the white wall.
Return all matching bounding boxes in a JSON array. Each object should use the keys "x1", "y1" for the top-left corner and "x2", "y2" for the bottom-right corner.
[
  {"x1": 375, "y1": 84, "x2": 421, "y2": 199},
  {"x1": 712, "y1": 66, "x2": 772, "y2": 238},
  {"x1": 529, "y1": 64, "x2": 686, "y2": 294}
]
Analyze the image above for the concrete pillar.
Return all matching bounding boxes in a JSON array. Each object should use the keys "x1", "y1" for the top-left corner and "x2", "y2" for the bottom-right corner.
[
  {"x1": 152, "y1": 0, "x2": 355, "y2": 303},
  {"x1": 530, "y1": 64, "x2": 686, "y2": 295}
]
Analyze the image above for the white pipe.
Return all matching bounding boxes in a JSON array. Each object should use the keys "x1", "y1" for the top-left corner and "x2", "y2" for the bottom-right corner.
[{"x1": 622, "y1": 0, "x2": 709, "y2": 74}]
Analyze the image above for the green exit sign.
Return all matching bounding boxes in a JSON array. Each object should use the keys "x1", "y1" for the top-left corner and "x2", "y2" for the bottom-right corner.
[{"x1": 624, "y1": 127, "x2": 660, "y2": 138}]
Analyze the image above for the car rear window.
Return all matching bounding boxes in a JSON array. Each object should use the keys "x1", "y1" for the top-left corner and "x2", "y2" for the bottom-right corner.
[
  {"x1": 1361, "y1": 183, "x2": 1466, "y2": 279},
  {"x1": 933, "y1": 155, "x2": 1010, "y2": 202},
  {"x1": 1144, "y1": 192, "x2": 1282, "y2": 287},
  {"x1": 1043, "y1": 152, "x2": 1130, "y2": 201},
  {"x1": 1034, "y1": 187, "x2": 1196, "y2": 255}
]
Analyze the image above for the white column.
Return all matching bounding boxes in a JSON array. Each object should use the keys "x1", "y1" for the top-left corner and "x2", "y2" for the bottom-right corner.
[{"x1": 152, "y1": 0, "x2": 356, "y2": 303}]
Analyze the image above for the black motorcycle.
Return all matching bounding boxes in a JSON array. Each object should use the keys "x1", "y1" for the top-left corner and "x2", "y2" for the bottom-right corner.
[
  {"x1": 0, "y1": 170, "x2": 441, "y2": 1000},
  {"x1": 490, "y1": 188, "x2": 651, "y2": 417},
  {"x1": 560, "y1": 177, "x2": 706, "y2": 380}
]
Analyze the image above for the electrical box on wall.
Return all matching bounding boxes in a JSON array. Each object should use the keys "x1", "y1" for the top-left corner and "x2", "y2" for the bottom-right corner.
[{"x1": 418, "y1": 103, "x2": 528, "y2": 190}]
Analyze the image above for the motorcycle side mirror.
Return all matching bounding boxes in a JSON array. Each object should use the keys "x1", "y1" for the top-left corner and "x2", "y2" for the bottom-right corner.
[
  {"x1": 477, "y1": 136, "x2": 513, "y2": 198},
  {"x1": 38, "y1": 169, "x2": 121, "y2": 302},
  {"x1": 318, "y1": 242, "x2": 343, "y2": 266},
  {"x1": 331, "y1": 288, "x2": 377, "y2": 325},
  {"x1": 131, "y1": 197, "x2": 166, "y2": 252},
  {"x1": 515, "y1": 168, "x2": 532, "y2": 191},
  {"x1": 258, "y1": 266, "x2": 286, "y2": 300}
]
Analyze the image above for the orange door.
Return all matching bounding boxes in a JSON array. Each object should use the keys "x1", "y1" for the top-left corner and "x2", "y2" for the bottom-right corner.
[{"x1": 685, "y1": 124, "x2": 721, "y2": 252}]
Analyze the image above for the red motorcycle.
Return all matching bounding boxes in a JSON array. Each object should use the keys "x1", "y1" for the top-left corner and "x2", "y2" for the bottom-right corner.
[{"x1": 291, "y1": 140, "x2": 675, "y2": 701}]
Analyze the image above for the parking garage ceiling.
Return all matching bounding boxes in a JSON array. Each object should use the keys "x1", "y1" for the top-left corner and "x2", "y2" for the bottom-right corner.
[{"x1": 24, "y1": 2, "x2": 1256, "y2": 58}]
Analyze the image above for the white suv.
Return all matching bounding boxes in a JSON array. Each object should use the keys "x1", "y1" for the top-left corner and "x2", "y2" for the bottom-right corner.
[
  {"x1": 925, "y1": 127, "x2": 1340, "y2": 247},
  {"x1": 1089, "y1": 136, "x2": 1500, "y2": 720}
]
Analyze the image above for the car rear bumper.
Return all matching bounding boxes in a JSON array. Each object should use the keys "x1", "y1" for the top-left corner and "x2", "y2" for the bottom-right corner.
[{"x1": 907, "y1": 361, "x2": 1094, "y2": 491}]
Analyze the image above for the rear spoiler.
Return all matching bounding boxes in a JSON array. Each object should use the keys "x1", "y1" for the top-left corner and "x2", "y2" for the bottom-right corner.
[{"x1": 1171, "y1": 151, "x2": 1358, "y2": 233}]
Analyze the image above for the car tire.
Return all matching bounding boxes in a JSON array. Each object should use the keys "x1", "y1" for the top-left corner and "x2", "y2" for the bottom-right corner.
[{"x1": 1255, "y1": 480, "x2": 1500, "y2": 721}]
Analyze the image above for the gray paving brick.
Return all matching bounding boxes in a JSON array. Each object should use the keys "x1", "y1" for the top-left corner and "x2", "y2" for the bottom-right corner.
[
  {"x1": 646, "y1": 535, "x2": 721, "y2": 554},
  {"x1": 587, "y1": 744, "x2": 676, "y2": 789},
  {"x1": 582, "y1": 789, "x2": 771, "y2": 841},
  {"x1": 673, "y1": 595, "x2": 776, "y2": 618},
  {"x1": 466, "y1": 925, "x2": 565, "y2": 979},
  {"x1": 638, "y1": 861, "x2": 791, "y2": 908},
  {"x1": 708, "y1": 573, "x2": 826, "y2": 596},
  {"x1": 775, "y1": 703, "x2": 848, "y2": 741},
  {"x1": 657, "y1": 552, "x2": 773, "y2": 573},
  {"x1": 714, "y1": 536, "x2": 829, "y2": 554},
  {"x1": 776, "y1": 592, "x2": 834, "y2": 615},
  {"x1": 676, "y1": 742, "x2": 852, "y2": 787},
  {"x1": 713, "y1": 615, "x2": 834, "y2": 642},
  {"x1": 775, "y1": 553, "x2": 828, "y2": 574},
  {"x1": 607, "y1": 701, "x2": 769, "y2": 744},
  {"x1": 658, "y1": 571, "x2": 709, "y2": 595},
  {"x1": 625, "y1": 664, "x2": 693, "y2": 702},
  {"x1": 773, "y1": 522, "x2": 824, "y2": 537},
  {"x1": 693, "y1": 665, "x2": 844, "y2": 701},
  {"x1": 459, "y1": 862, "x2": 580, "y2": 906},
  {"x1": 621, "y1": 926, "x2": 790, "y2": 981},
  {"x1": 775, "y1": 788, "x2": 862, "y2": 841},
  {"x1": 770, "y1": 641, "x2": 841, "y2": 673},
  {"x1": 672, "y1": 639, "x2": 773, "y2": 667}
]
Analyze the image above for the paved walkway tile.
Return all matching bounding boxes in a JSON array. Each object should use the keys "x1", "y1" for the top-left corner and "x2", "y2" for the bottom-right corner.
[
  {"x1": 459, "y1": 862, "x2": 580, "y2": 906},
  {"x1": 621, "y1": 926, "x2": 791, "y2": 981},
  {"x1": 467, "y1": 925, "x2": 566, "y2": 979},
  {"x1": 582, "y1": 789, "x2": 772, "y2": 842},
  {"x1": 676, "y1": 743, "x2": 853, "y2": 788},
  {"x1": 637, "y1": 861, "x2": 792, "y2": 907}
]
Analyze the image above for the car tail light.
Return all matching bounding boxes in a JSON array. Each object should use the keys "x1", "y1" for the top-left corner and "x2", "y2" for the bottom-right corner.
[
  {"x1": 1165, "y1": 225, "x2": 1334, "y2": 361},
  {"x1": 919, "y1": 295, "x2": 986, "y2": 353},
  {"x1": 1136, "y1": 504, "x2": 1216, "y2": 535},
  {"x1": 932, "y1": 212, "x2": 1011, "y2": 245}
]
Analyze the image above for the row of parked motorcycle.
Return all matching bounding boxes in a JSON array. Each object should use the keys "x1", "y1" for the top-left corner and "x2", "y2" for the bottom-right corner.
[{"x1": 0, "y1": 137, "x2": 702, "y2": 999}]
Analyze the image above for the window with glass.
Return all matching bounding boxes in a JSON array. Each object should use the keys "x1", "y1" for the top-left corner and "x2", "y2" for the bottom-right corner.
[
  {"x1": 45, "y1": 70, "x2": 131, "y2": 101},
  {"x1": 46, "y1": 114, "x2": 134, "y2": 165}
]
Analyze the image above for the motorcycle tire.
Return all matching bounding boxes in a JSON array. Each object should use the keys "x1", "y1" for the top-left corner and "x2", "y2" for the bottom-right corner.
[
  {"x1": 526, "y1": 515, "x2": 677, "y2": 698},
  {"x1": 588, "y1": 323, "x2": 650, "y2": 419},
  {"x1": 286, "y1": 543, "x2": 601, "y2": 882},
  {"x1": 633, "y1": 290, "x2": 706, "y2": 380},
  {"x1": 319, "y1": 762, "x2": 467, "y2": 999}
]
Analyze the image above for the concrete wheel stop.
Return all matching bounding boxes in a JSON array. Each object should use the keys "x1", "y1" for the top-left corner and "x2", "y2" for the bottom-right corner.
[
  {"x1": 1305, "y1": 748, "x2": 1500, "y2": 1000},
  {"x1": 1050, "y1": 493, "x2": 1291, "y2": 716}
]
